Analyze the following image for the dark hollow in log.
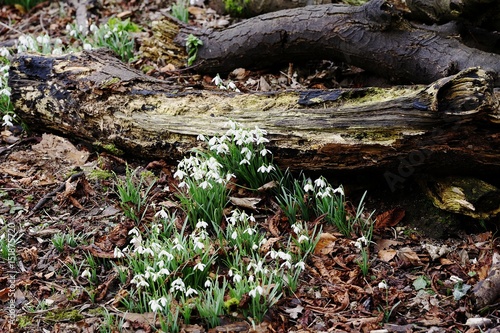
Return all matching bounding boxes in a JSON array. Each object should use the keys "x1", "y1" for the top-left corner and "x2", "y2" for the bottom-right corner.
[{"x1": 8, "y1": 50, "x2": 500, "y2": 184}]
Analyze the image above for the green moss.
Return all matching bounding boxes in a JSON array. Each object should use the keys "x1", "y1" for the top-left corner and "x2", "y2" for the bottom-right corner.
[
  {"x1": 89, "y1": 169, "x2": 114, "y2": 180},
  {"x1": 45, "y1": 309, "x2": 84, "y2": 322},
  {"x1": 17, "y1": 316, "x2": 32, "y2": 328},
  {"x1": 223, "y1": 297, "x2": 240, "y2": 311},
  {"x1": 223, "y1": 0, "x2": 250, "y2": 16},
  {"x1": 93, "y1": 142, "x2": 124, "y2": 156}
]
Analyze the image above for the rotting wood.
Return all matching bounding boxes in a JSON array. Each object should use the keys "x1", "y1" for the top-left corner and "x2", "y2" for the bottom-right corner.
[
  {"x1": 8, "y1": 50, "x2": 500, "y2": 177},
  {"x1": 142, "y1": 0, "x2": 500, "y2": 85}
]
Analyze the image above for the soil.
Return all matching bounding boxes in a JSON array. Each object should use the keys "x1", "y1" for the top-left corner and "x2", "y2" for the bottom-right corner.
[{"x1": 1, "y1": 1, "x2": 500, "y2": 333}]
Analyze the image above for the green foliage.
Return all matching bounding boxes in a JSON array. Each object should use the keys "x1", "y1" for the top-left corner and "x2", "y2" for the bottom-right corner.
[
  {"x1": 172, "y1": 0, "x2": 189, "y2": 23},
  {"x1": 2, "y1": 0, "x2": 45, "y2": 11},
  {"x1": 186, "y1": 34, "x2": 203, "y2": 66},
  {"x1": 223, "y1": 0, "x2": 250, "y2": 16},
  {"x1": 115, "y1": 167, "x2": 156, "y2": 223}
]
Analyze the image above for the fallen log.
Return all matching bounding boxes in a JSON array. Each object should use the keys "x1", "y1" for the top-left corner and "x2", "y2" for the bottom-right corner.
[
  {"x1": 142, "y1": 0, "x2": 500, "y2": 85},
  {"x1": 8, "y1": 50, "x2": 500, "y2": 181}
]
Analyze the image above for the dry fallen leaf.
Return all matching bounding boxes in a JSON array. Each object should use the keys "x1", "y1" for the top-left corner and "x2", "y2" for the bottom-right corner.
[
  {"x1": 284, "y1": 304, "x2": 304, "y2": 319},
  {"x1": 397, "y1": 247, "x2": 424, "y2": 266},
  {"x1": 314, "y1": 233, "x2": 337, "y2": 256},
  {"x1": 374, "y1": 208, "x2": 405, "y2": 229}
]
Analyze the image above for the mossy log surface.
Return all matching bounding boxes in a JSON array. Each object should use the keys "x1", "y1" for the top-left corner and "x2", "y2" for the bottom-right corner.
[{"x1": 8, "y1": 50, "x2": 500, "y2": 175}]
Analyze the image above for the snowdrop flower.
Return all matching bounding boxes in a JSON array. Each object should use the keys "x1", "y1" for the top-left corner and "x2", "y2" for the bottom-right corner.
[
  {"x1": 233, "y1": 273, "x2": 242, "y2": 283},
  {"x1": 231, "y1": 231, "x2": 238, "y2": 240},
  {"x1": 378, "y1": 281, "x2": 388, "y2": 289},
  {"x1": 314, "y1": 177, "x2": 327, "y2": 188},
  {"x1": 260, "y1": 148, "x2": 271, "y2": 156},
  {"x1": 185, "y1": 287, "x2": 198, "y2": 297},
  {"x1": 0, "y1": 47, "x2": 9, "y2": 58},
  {"x1": 244, "y1": 227, "x2": 255, "y2": 236},
  {"x1": 197, "y1": 134, "x2": 205, "y2": 141},
  {"x1": 158, "y1": 250, "x2": 174, "y2": 261},
  {"x1": 113, "y1": 247, "x2": 124, "y2": 258},
  {"x1": 295, "y1": 261, "x2": 305, "y2": 270},
  {"x1": 298, "y1": 235, "x2": 309, "y2": 243},
  {"x1": 193, "y1": 238, "x2": 205, "y2": 251},
  {"x1": 281, "y1": 261, "x2": 292, "y2": 269},
  {"x1": 199, "y1": 180, "x2": 212, "y2": 189},
  {"x1": 155, "y1": 209, "x2": 169, "y2": 220},
  {"x1": 204, "y1": 279, "x2": 212, "y2": 288},
  {"x1": 149, "y1": 299, "x2": 163, "y2": 312},
  {"x1": 196, "y1": 220, "x2": 208, "y2": 229},
  {"x1": 239, "y1": 158, "x2": 250, "y2": 165},
  {"x1": 194, "y1": 262, "x2": 206, "y2": 271},
  {"x1": 303, "y1": 181, "x2": 314, "y2": 193},
  {"x1": 170, "y1": 278, "x2": 186, "y2": 292},
  {"x1": 228, "y1": 269, "x2": 233, "y2": 277},
  {"x1": 132, "y1": 275, "x2": 150, "y2": 288},
  {"x1": 81, "y1": 268, "x2": 91, "y2": 279},
  {"x1": 450, "y1": 275, "x2": 464, "y2": 284},
  {"x1": 128, "y1": 228, "x2": 140, "y2": 237},
  {"x1": 212, "y1": 74, "x2": 223, "y2": 86},
  {"x1": 252, "y1": 243, "x2": 259, "y2": 250},
  {"x1": 174, "y1": 169, "x2": 187, "y2": 180},
  {"x1": 354, "y1": 236, "x2": 368, "y2": 249},
  {"x1": 333, "y1": 186, "x2": 344, "y2": 196},
  {"x1": 249, "y1": 286, "x2": 263, "y2": 298},
  {"x1": 278, "y1": 251, "x2": 292, "y2": 262},
  {"x1": 291, "y1": 223, "x2": 302, "y2": 234},
  {"x1": 83, "y1": 43, "x2": 92, "y2": 51},
  {"x1": 2, "y1": 114, "x2": 13, "y2": 127}
]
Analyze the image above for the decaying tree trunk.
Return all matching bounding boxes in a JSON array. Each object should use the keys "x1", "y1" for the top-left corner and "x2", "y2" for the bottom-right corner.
[
  {"x1": 141, "y1": 0, "x2": 500, "y2": 85},
  {"x1": 8, "y1": 50, "x2": 500, "y2": 178}
]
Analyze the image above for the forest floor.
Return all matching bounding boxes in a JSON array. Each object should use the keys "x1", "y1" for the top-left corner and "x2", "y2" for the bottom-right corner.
[{"x1": 1, "y1": 1, "x2": 500, "y2": 333}]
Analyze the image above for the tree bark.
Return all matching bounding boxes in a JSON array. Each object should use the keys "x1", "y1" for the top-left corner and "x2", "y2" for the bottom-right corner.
[
  {"x1": 154, "y1": 0, "x2": 500, "y2": 85},
  {"x1": 8, "y1": 50, "x2": 500, "y2": 178}
]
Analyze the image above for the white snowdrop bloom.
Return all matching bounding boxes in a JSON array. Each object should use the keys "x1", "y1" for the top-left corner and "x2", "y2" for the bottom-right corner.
[
  {"x1": 0, "y1": 88, "x2": 12, "y2": 98},
  {"x1": 0, "y1": 47, "x2": 10, "y2": 58},
  {"x1": 268, "y1": 250, "x2": 278, "y2": 260},
  {"x1": 298, "y1": 235, "x2": 309, "y2": 243},
  {"x1": 281, "y1": 261, "x2": 292, "y2": 269},
  {"x1": 2, "y1": 112, "x2": 13, "y2": 127},
  {"x1": 140, "y1": 247, "x2": 154, "y2": 257},
  {"x1": 149, "y1": 299, "x2": 162, "y2": 312},
  {"x1": 155, "y1": 209, "x2": 169, "y2": 219},
  {"x1": 354, "y1": 236, "x2": 367, "y2": 249},
  {"x1": 150, "y1": 242, "x2": 162, "y2": 252},
  {"x1": 278, "y1": 251, "x2": 292, "y2": 262},
  {"x1": 255, "y1": 136, "x2": 269, "y2": 145},
  {"x1": 199, "y1": 180, "x2": 212, "y2": 189},
  {"x1": 244, "y1": 228, "x2": 255, "y2": 236},
  {"x1": 178, "y1": 181, "x2": 187, "y2": 188},
  {"x1": 185, "y1": 287, "x2": 198, "y2": 297},
  {"x1": 52, "y1": 48, "x2": 63, "y2": 55},
  {"x1": 83, "y1": 43, "x2": 92, "y2": 51},
  {"x1": 228, "y1": 269, "x2": 233, "y2": 277},
  {"x1": 172, "y1": 243, "x2": 184, "y2": 251},
  {"x1": 170, "y1": 278, "x2": 186, "y2": 292},
  {"x1": 212, "y1": 74, "x2": 223, "y2": 86},
  {"x1": 128, "y1": 228, "x2": 140, "y2": 236},
  {"x1": 260, "y1": 148, "x2": 271, "y2": 156},
  {"x1": 266, "y1": 165, "x2": 276, "y2": 173},
  {"x1": 208, "y1": 136, "x2": 218, "y2": 147},
  {"x1": 193, "y1": 239, "x2": 205, "y2": 251},
  {"x1": 257, "y1": 165, "x2": 267, "y2": 173},
  {"x1": 113, "y1": 247, "x2": 124, "y2": 258},
  {"x1": 249, "y1": 286, "x2": 263, "y2": 298},
  {"x1": 231, "y1": 231, "x2": 238, "y2": 240},
  {"x1": 378, "y1": 281, "x2": 388, "y2": 289},
  {"x1": 197, "y1": 134, "x2": 205, "y2": 141},
  {"x1": 450, "y1": 275, "x2": 464, "y2": 284},
  {"x1": 233, "y1": 273, "x2": 242, "y2": 283},
  {"x1": 130, "y1": 235, "x2": 142, "y2": 248},
  {"x1": 239, "y1": 158, "x2": 250, "y2": 165},
  {"x1": 194, "y1": 262, "x2": 206, "y2": 271},
  {"x1": 303, "y1": 182, "x2": 314, "y2": 193},
  {"x1": 158, "y1": 268, "x2": 170, "y2": 276},
  {"x1": 314, "y1": 177, "x2": 327, "y2": 188},
  {"x1": 252, "y1": 243, "x2": 259, "y2": 250},
  {"x1": 81, "y1": 268, "x2": 91, "y2": 279},
  {"x1": 135, "y1": 277, "x2": 150, "y2": 288},
  {"x1": 204, "y1": 279, "x2": 212, "y2": 288},
  {"x1": 158, "y1": 250, "x2": 174, "y2": 261},
  {"x1": 294, "y1": 261, "x2": 305, "y2": 270},
  {"x1": 227, "y1": 81, "x2": 237, "y2": 90},
  {"x1": 196, "y1": 220, "x2": 208, "y2": 229},
  {"x1": 291, "y1": 223, "x2": 302, "y2": 234},
  {"x1": 333, "y1": 186, "x2": 344, "y2": 196},
  {"x1": 90, "y1": 23, "x2": 98, "y2": 33},
  {"x1": 173, "y1": 169, "x2": 187, "y2": 180},
  {"x1": 248, "y1": 275, "x2": 254, "y2": 283}
]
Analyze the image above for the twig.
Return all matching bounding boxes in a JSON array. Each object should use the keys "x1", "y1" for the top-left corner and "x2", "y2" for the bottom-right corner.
[{"x1": 31, "y1": 172, "x2": 84, "y2": 212}]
